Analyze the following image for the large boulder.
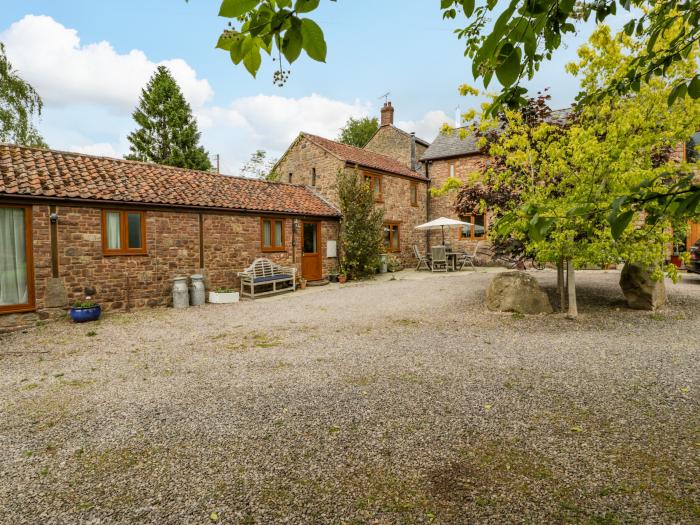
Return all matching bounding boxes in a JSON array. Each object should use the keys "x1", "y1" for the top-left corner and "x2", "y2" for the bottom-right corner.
[
  {"x1": 620, "y1": 263, "x2": 666, "y2": 310},
  {"x1": 486, "y1": 271, "x2": 553, "y2": 314}
]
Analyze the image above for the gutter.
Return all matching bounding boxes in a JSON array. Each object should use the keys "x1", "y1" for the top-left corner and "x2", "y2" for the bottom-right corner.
[{"x1": 0, "y1": 194, "x2": 341, "y2": 219}]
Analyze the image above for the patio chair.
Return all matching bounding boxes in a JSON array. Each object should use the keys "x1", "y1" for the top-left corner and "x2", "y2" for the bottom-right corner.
[
  {"x1": 457, "y1": 241, "x2": 481, "y2": 271},
  {"x1": 431, "y1": 246, "x2": 448, "y2": 272},
  {"x1": 413, "y1": 245, "x2": 431, "y2": 271}
]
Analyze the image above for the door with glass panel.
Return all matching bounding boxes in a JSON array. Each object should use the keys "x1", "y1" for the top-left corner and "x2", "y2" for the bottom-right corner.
[
  {"x1": 0, "y1": 205, "x2": 34, "y2": 313},
  {"x1": 301, "y1": 221, "x2": 322, "y2": 281}
]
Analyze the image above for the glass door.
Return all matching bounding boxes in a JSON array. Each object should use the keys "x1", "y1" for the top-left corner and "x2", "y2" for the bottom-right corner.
[{"x1": 0, "y1": 205, "x2": 34, "y2": 313}]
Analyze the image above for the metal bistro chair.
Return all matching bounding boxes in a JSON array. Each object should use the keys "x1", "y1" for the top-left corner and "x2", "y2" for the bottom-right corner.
[
  {"x1": 457, "y1": 241, "x2": 481, "y2": 271},
  {"x1": 431, "y1": 246, "x2": 448, "y2": 272},
  {"x1": 413, "y1": 245, "x2": 432, "y2": 271}
]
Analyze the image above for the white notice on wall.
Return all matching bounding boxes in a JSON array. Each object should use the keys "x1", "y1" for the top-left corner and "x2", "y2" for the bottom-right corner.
[{"x1": 326, "y1": 240, "x2": 337, "y2": 258}]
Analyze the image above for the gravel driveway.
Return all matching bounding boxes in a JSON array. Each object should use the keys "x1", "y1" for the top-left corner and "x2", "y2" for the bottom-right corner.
[{"x1": 1, "y1": 270, "x2": 698, "y2": 524}]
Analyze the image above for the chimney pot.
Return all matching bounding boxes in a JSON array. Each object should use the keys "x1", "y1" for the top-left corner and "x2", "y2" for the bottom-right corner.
[{"x1": 380, "y1": 101, "x2": 394, "y2": 127}]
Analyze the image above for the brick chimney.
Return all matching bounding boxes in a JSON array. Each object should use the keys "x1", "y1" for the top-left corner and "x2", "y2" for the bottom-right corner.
[{"x1": 380, "y1": 101, "x2": 394, "y2": 127}]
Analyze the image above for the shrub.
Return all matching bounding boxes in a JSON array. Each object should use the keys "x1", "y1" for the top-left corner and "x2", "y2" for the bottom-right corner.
[{"x1": 337, "y1": 169, "x2": 384, "y2": 279}]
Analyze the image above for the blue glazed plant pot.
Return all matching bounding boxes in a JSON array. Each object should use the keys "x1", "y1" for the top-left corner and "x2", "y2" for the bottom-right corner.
[{"x1": 69, "y1": 305, "x2": 102, "y2": 323}]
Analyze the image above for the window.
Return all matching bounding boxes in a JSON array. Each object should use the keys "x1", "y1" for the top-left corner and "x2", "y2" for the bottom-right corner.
[
  {"x1": 383, "y1": 222, "x2": 400, "y2": 253},
  {"x1": 261, "y1": 217, "x2": 285, "y2": 251},
  {"x1": 102, "y1": 210, "x2": 146, "y2": 255},
  {"x1": 364, "y1": 172, "x2": 383, "y2": 202},
  {"x1": 311, "y1": 168, "x2": 317, "y2": 186},
  {"x1": 448, "y1": 160, "x2": 457, "y2": 179},
  {"x1": 460, "y1": 213, "x2": 487, "y2": 240},
  {"x1": 0, "y1": 205, "x2": 35, "y2": 313},
  {"x1": 288, "y1": 173, "x2": 293, "y2": 183},
  {"x1": 410, "y1": 182, "x2": 418, "y2": 206}
]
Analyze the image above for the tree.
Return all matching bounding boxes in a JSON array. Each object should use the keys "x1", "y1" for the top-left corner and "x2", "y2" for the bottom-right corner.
[
  {"x1": 212, "y1": 1, "x2": 700, "y2": 113},
  {"x1": 485, "y1": 25, "x2": 699, "y2": 316},
  {"x1": 0, "y1": 42, "x2": 47, "y2": 148},
  {"x1": 240, "y1": 149, "x2": 279, "y2": 180},
  {"x1": 126, "y1": 66, "x2": 212, "y2": 171},
  {"x1": 337, "y1": 169, "x2": 384, "y2": 279},
  {"x1": 337, "y1": 116, "x2": 379, "y2": 148}
]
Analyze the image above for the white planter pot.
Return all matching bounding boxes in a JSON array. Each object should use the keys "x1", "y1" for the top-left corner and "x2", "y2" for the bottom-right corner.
[{"x1": 209, "y1": 291, "x2": 240, "y2": 304}]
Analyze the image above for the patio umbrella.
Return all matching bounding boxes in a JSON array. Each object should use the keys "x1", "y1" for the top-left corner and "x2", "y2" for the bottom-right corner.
[{"x1": 415, "y1": 217, "x2": 471, "y2": 245}]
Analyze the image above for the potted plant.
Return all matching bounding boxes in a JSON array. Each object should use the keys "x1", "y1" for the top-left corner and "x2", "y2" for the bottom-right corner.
[
  {"x1": 69, "y1": 297, "x2": 101, "y2": 323},
  {"x1": 337, "y1": 267, "x2": 348, "y2": 284},
  {"x1": 209, "y1": 286, "x2": 240, "y2": 304},
  {"x1": 298, "y1": 277, "x2": 307, "y2": 290}
]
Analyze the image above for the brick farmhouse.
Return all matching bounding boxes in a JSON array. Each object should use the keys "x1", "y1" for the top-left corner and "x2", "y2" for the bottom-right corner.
[
  {"x1": 2, "y1": 102, "x2": 697, "y2": 331},
  {"x1": 0, "y1": 145, "x2": 340, "y2": 332}
]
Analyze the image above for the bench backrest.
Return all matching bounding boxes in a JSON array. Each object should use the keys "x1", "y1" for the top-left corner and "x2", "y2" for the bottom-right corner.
[{"x1": 243, "y1": 258, "x2": 282, "y2": 277}]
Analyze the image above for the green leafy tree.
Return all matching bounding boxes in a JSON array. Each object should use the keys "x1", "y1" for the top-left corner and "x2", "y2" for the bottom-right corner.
[
  {"x1": 211, "y1": 1, "x2": 700, "y2": 113},
  {"x1": 337, "y1": 116, "x2": 379, "y2": 148},
  {"x1": 126, "y1": 66, "x2": 212, "y2": 170},
  {"x1": 240, "y1": 149, "x2": 280, "y2": 180},
  {"x1": 484, "y1": 25, "x2": 700, "y2": 316},
  {"x1": 0, "y1": 42, "x2": 47, "y2": 148},
  {"x1": 337, "y1": 169, "x2": 384, "y2": 279}
]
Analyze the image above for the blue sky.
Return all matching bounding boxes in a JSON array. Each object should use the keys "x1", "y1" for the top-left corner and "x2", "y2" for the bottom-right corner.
[{"x1": 0, "y1": 1, "x2": 628, "y2": 174}]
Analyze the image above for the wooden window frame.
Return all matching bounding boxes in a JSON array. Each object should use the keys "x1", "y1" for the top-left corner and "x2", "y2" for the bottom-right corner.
[
  {"x1": 101, "y1": 209, "x2": 147, "y2": 256},
  {"x1": 0, "y1": 204, "x2": 36, "y2": 314},
  {"x1": 261, "y1": 217, "x2": 286, "y2": 252},
  {"x1": 448, "y1": 160, "x2": 457, "y2": 179},
  {"x1": 364, "y1": 172, "x2": 383, "y2": 202},
  {"x1": 410, "y1": 182, "x2": 418, "y2": 207},
  {"x1": 383, "y1": 222, "x2": 401, "y2": 253},
  {"x1": 459, "y1": 212, "x2": 488, "y2": 240}
]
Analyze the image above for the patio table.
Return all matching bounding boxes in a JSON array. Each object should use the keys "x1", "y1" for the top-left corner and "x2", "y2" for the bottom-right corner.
[{"x1": 446, "y1": 251, "x2": 466, "y2": 271}]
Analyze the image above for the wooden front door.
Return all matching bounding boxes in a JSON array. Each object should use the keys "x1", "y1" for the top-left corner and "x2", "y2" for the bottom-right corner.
[
  {"x1": 687, "y1": 221, "x2": 700, "y2": 250},
  {"x1": 301, "y1": 221, "x2": 322, "y2": 281}
]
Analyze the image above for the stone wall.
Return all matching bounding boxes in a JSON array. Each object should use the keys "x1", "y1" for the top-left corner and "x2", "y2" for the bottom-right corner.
[
  {"x1": 426, "y1": 154, "x2": 494, "y2": 259},
  {"x1": 364, "y1": 126, "x2": 428, "y2": 172},
  {"x1": 0, "y1": 203, "x2": 339, "y2": 332},
  {"x1": 275, "y1": 137, "x2": 345, "y2": 205},
  {"x1": 367, "y1": 167, "x2": 429, "y2": 265}
]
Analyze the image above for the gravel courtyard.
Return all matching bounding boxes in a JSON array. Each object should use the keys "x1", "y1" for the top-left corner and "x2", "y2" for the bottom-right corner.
[{"x1": 1, "y1": 270, "x2": 698, "y2": 524}]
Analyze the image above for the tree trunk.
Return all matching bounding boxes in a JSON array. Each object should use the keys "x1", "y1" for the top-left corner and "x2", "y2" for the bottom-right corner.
[
  {"x1": 557, "y1": 257, "x2": 566, "y2": 312},
  {"x1": 566, "y1": 258, "x2": 578, "y2": 319}
]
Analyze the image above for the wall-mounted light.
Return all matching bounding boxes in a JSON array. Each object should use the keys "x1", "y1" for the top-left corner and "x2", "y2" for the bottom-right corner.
[
  {"x1": 293, "y1": 218, "x2": 300, "y2": 232},
  {"x1": 49, "y1": 212, "x2": 59, "y2": 223}
]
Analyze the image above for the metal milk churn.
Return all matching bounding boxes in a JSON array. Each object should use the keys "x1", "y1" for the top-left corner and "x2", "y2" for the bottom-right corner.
[
  {"x1": 172, "y1": 276, "x2": 189, "y2": 309},
  {"x1": 189, "y1": 274, "x2": 206, "y2": 306}
]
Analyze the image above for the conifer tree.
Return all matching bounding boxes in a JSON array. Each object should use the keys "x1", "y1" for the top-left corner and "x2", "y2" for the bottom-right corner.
[{"x1": 126, "y1": 66, "x2": 212, "y2": 170}]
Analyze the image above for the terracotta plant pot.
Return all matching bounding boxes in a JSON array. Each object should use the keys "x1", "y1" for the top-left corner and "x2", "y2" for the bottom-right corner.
[
  {"x1": 338, "y1": 275, "x2": 347, "y2": 284},
  {"x1": 299, "y1": 280, "x2": 307, "y2": 289}
]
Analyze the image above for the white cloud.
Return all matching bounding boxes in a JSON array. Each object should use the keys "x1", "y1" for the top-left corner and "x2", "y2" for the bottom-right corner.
[
  {"x1": 69, "y1": 142, "x2": 120, "y2": 158},
  {"x1": 1, "y1": 15, "x2": 213, "y2": 112},
  {"x1": 199, "y1": 93, "x2": 371, "y2": 151},
  {"x1": 396, "y1": 110, "x2": 450, "y2": 143}
]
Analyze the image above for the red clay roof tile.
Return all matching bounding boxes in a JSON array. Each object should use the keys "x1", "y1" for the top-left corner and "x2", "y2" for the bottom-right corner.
[
  {"x1": 302, "y1": 133, "x2": 427, "y2": 180},
  {"x1": 0, "y1": 144, "x2": 340, "y2": 217}
]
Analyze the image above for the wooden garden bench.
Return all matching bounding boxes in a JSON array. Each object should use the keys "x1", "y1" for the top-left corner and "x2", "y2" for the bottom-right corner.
[{"x1": 238, "y1": 258, "x2": 296, "y2": 299}]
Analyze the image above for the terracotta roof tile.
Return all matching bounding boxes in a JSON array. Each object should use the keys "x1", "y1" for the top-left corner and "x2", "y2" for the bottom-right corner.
[
  {"x1": 0, "y1": 144, "x2": 340, "y2": 217},
  {"x1": 302, "y1": 133, "x2": 427, "y2": 180}
]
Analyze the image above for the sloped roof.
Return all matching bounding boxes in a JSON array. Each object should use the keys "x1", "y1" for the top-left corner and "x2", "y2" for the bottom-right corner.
[
  {"x1": 0, "y1": 144, "x2": 340, "y2": 217},
  {"x1": 420, "y1": 127, "x2": 482, "y2": 161},
  {"x1": 302, "y1": 133, "x2": 428, "y2": 181},
  {"x1": 421, "y1": 108, "x2": 572, "y2": 161}
]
